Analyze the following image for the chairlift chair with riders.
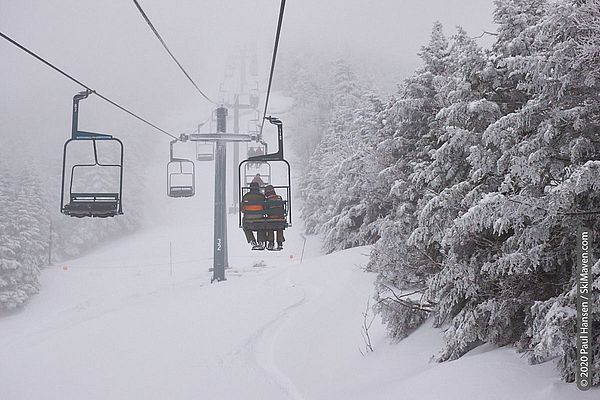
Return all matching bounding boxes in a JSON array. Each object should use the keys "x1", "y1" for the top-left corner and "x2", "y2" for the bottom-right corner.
[
  {"x1": 239, "y1": 116, "x2": 292, "y2": 246},
  {"x1": 167, "y1": 138, "x2": 195, "y2": 198},
  {"x1": 61, "y1": 90, "x2": 124, "y2": 218},
  {"x1": 246, "y1": 141, "x2": 266, "y2": 158},
  {"x1": 244, "y1": 162, "x2": 272, "y2": 186},
  {"x1": 245, "y1": 141, "x2": 271, "y2": 184}
]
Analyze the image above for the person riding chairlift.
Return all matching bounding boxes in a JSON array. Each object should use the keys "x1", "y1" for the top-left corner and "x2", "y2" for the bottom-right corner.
[
  {"x1": 264, "y1": 184, "x2": 285, "y2": 251},
  {"x1": 242, "y1": 181, "x2": 267, "y2": 250},
  {"x1": 251, "y1": 173, "x2": 265, "y2": 189}
]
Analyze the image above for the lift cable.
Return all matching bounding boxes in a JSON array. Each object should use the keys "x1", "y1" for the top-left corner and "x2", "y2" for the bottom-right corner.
[
  {"x1": 132, "y1": 0, "x2": 218, "y2": 105},
  {"x1": 0, "y1": 30, "x2": 179, "y2": 140},
  {"x1": 260, "y1": 0, "x2": 287, "y2": 136}
]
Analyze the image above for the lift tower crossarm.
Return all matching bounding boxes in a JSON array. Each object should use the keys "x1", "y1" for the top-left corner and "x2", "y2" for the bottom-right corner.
[{"x1": 189, "y1": 133, "x2": 255, "y2": 142}]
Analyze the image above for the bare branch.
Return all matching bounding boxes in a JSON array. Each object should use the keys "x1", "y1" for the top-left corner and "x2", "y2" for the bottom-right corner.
[
  {"x1": 472, "y1": 30, "x2": 499, "y2": 39},
  {"x1": 360, "y1": 298, "x2": 375, "y2": 354},
  {"x1": 378, "y1": 284, "x2": 436, "y2": 313}
]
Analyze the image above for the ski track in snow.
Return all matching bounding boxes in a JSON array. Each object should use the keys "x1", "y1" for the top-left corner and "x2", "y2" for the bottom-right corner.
[{"x1": 227, "y1": 266, "x2": 307, "y2": 400}]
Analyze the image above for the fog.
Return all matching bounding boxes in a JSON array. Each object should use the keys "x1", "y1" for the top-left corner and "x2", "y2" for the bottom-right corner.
[{"x1": 1, "y1": 0, "x2": 495, "y2": 156}]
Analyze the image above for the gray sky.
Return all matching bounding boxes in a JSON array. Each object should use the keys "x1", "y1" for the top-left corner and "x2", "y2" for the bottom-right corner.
[{"x1": 0, "y1": 0, "x2": 495, "y2": 155}]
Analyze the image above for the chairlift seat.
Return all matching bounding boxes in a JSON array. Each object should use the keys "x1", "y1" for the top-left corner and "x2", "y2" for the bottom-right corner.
[
  {"x1": 168, "y1": 186, "x2": 195, "y2": 198},
  {"x1": 62, "y1": 192, "x2": 120, "y2": 218},
  {"x1": 243, "y1": 219, "x2": 289, "y2": 231},
  {"x1": 197, "y1": 154, "x2": 214, "y2": 161},
  {"x1": 241, "y1": 199, "x2": 288, "y2": 230}
]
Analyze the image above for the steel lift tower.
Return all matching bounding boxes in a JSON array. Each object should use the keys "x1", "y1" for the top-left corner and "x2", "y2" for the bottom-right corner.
[{"x1": 184, "y1": 107, "x2": 254, "y2": 282}]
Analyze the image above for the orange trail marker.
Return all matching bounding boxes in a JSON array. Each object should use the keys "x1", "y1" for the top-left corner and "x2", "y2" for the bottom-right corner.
[{"x1": 63, "y1": 266, "x2": 69, "y2": 271}]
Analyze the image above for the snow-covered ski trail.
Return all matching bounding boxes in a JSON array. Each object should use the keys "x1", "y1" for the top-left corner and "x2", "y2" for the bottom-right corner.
[{"x1": 226, "y1": 265, "x2": 308, "y2": 400}]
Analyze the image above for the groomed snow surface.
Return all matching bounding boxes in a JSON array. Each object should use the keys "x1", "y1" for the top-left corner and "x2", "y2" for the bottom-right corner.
[{"x1": 1, "y1": 165, "x2": 597, "y2": 400}]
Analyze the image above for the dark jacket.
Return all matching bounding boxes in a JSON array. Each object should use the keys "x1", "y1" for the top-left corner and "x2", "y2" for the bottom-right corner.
[{"x1": 265, "y1": 191, "x2": 285, "y2": 220}]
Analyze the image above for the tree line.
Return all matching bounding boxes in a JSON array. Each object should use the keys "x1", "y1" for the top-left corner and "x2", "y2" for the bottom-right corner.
[{"x1": 291, "y1": 0, "x2": 600, "y2": 385}]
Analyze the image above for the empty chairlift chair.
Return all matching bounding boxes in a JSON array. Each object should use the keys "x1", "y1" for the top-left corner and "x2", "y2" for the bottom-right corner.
[
  {"x1": 167, "y1": 139, "x2": 196, "y2": 198},
  {"x1": 196, "y1": 141, "x2": 215, "y2": 161},
  {"x1": 249, "y1": 82, "x2": 260, "y2": 109},
  {"x1": 61, "y1": 90, "x2": 124, "y2": 218}
]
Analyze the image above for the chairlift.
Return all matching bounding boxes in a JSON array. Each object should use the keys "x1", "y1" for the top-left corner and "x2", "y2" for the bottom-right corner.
[
  {"x1": 246, "y1": 142, "x2": 266, "y2": 158},
  {"x1": 245, "y1": 163, "x2": 272, "y2": 186},
  {"x1": 246, "y1": 141, "x2": 269, "y2": 175},
  {"x1": 218, "y1": 83, "x2": 230, "y2": 106},
  {"x1": 249, "y1": 82, "x2": 259, "y2": 109},
  {"x1": 247, "y1": 116, "x2": 260, "y2": 137},
  {"x1": 250, "y1": 54, "x2": 258, "y2": 77},
  {"x1": 167, "y1": 139, "x2": 195, "y2": 198},
  {"x1": 238, "y1": 117, "x2": 292, "y2": 246},
  {"x1": 225, "y1": 65, "x2": 234, "y2": 79},
  {"x1": 196, "y1": 141, "x2": 215, "y2": 161},
  {"x1": 61, "y1": 90, "x2": 123, "y2": 218}
]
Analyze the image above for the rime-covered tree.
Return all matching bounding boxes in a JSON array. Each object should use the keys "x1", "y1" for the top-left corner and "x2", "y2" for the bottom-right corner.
[
  {"x1": 370, "y1": 22, "x2": 451, "y2": 339},
  {"x1": 0, "y1": 166, "x2": 48, "y2": 310},
  {"x1": 408, "y1": 27, "x2": 499, "y2": 286},
  {"x1": 427, "y1": 0, "x2": 599, "y2": 385},
  {"x1": 319, "y1": 94, "x2": 385, "y2": 251},
  {"x1": 300, "y1": 60, "x2": 367, "y2": 237}
]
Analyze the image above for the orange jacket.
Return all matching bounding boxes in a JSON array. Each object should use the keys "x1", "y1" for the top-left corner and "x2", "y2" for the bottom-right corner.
[{"x1": 242, "y1": 192, "x2": 265, "y2": 219}]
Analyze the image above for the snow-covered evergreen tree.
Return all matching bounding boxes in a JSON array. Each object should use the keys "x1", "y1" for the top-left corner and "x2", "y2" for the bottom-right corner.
[
  {"x1": 300, "y1": 59, "x2": 370, "y2": 241},
  {"x1": 0, "y1": 166, "x2": 48, "y2": 310},
  {"x1": 319, "y1": 94, "x2": 385, "y2": 251},
  {"x1": 370, "y1": 22, "x2": 452, "y2": 339},
  {"x1": 427, "y1": 0, "x2": 599, "y2": 385}
]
